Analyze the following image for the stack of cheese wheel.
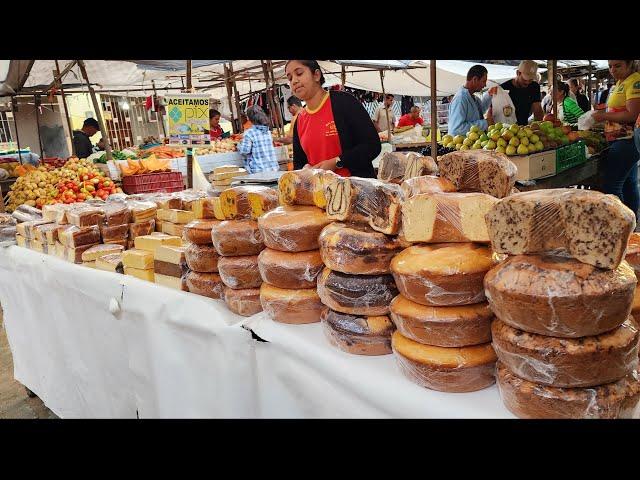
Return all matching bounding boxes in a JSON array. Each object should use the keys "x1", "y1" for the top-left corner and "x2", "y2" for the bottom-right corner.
[
  {"x1": 484, "y1": 189, "x2": 640, "y2": 419},
  {"x1": 183, "y1": 219, "x2": 224, "y2": 299},
  {"x1": 212, "y1": 185, "x2": 279, "y2": 316}
]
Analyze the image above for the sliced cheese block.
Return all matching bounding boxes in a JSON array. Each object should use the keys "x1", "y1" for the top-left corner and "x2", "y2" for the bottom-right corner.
[
  {"x1": 401, "y1": 175, "x2": 457, "y2": 199},
  {"x1": 165, "y1": 209, "x2": 195, "y2": 224},
  {"x1": 259, "y1": 283, "x2": 324, "y2": 324},
  {"x1": 156, "y1": 209, "x2": 172, "y2": 222},
  {"x1": 191, "y1": 198, "x2": 216, "y2": 220},
  {"x1": 224, "y1": 287, "x2": 263, "y2": 317},
  {"x1": 95, "y1": 253, "x2": 124, "y2": 273},
  {"x1": 122, "y1": 249, "x2": 154, "y2": 270},
  {"x1": 162, "y1": 222, "x2": 185, "y2": 237},
  {"x1": 258, "y1": 206, "x2": 332, "y2": 252},
  {"x1": 247, "y1": 188, "x2": 279, "y2": 219},
  {"x1": 155, "y1": 273, "x2": 188, "y2": 291},
  {"x1": 485, "y1": 189, "x2": 636, "y2": 270},
  {"x1": 155, "y1": 245, "x2": 187, "y2": 265},
  {"x1": 392, "y1": 331, "x2": 497, "y2": 393},
  {"x1": 81, "y1": 244, "x2": 125, "y2": 262},
  {"x1": 320, "y1": 308, "x2": 395, "y2": 356},
  {"x1": 83, "y1": 261, "x2": 96, "y2": 269},
  {"x1": 401, "y1": 192, "x2": 497, "y2": 243},
  {"x1": 124, "y1": 266, "x2": 155, "y2": 282},
  {"x1": 134, "y1": 233, "x2": 181, "y2": 253},
  {"x1": 220, "y1": 185, "x2": 275, "y2": 220}
]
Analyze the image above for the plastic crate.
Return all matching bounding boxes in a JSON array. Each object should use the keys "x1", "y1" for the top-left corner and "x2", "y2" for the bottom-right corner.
[
  {"x1": 556, "y1": 140, "x2": 587, "y2": 173},
  {"x1": 122, "y1": 171, "x2": 184, "y2": 194}
]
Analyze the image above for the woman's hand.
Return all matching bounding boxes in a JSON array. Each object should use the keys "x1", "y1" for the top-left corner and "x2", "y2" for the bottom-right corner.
[
  {"x1": 313, "y1": 158, "x2": 338, "y2": 171},
  {"x1": 302, "y1": 163, "x2": 312, "y2": 169},
  {"x1": 592, "y1": 111, "x2": 607, "y2": 122}
]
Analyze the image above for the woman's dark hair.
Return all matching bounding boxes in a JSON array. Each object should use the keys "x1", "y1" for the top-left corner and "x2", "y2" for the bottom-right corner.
[
  {"x1": 556, "y1": 81, "x2": 570, "y2": 98},
  {"x1": 209, "y1": 109, "x2": 221, "y2": 119},
  {"x1": 285, "y1": 60, "x2": 326, "y2": 85},
  {"x1": 246, "y1": 105, "x2": 270, "y2": 126},
  {"x1": 287, "y1": 96, "x2": 303, "y2": 107}
]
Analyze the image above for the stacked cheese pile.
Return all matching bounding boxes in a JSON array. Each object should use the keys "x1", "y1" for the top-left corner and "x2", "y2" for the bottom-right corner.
[
  {"x1": 387, "y1": 151, "x2": 518, "y2": 392},
  {"x1": 57, "y1": 207, "x2": 104, "y2": 263},
  {"x1": 184, "y1": 219, "x2": 223, "y2": 299},
  {"x1": 17, "y1": 220, "x2": 55, "y2": 253},
  {"x1": 154, "y1": 245, "x2": 189, "y2": 291},
  {"x1": 81, "y1": 244, "x2": 124, "y2": 269},
  {"x1": 123, "y1": 233, "x2": 182, "y2": 282},
  {"x1": 485, "y1": 189, "x2": 640, "y2": 419},
  {"x1": 157, "y1": 208, "x2": 195, "y2": 238},
  {"x1": 127, "y1": 200, "x2": 157, "y2": 249},
  {"x1": 209, "y1": 165, "x2": 247, "y2": 193}
]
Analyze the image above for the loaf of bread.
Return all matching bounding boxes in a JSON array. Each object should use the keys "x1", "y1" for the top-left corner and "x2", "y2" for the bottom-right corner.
[
  {"x1": 128, "y1": 200, "x2": 157, "y2": 223},
  {"x1": 182, "y1": 220, "x2": 218, "y2": 245},
  {"x1": 220, "y1": 185, "x2": 275, "y2": 220},
  {"x1": 625, "y1": 232, "x2": 640, "y2": 275},
  {"x1": 278, "y1": 169, "x2": 338, "y2": 208},
  {"x1": 319, "y1": 222, "x2": 407, "y2": 275},
  {"x1": 17, "y1": 220, "x2": 53, "y2": 239},
  {"x1": 157, "y1": 196, "x2": 183, "y2": 210},
  {"x1": 42, "y1": 204, "x2": 72, "y2": 224},
  {"x1": 496, "y1": 362, "x2": 640, "y2": 419},
  {"x1": 185, "y1": 271, "x2": 224, "y2": 299},
  {"x1": 217, "y1": 255, "x2": 262, "y2": 289},
  {"x1": 95, "y1": 253, "x2": 124, "y2": 273},
  {"x1": 185, "y1": 243, "x2": 219, "y2": 273},
  {"x1": 81, "y1": 244, "x2": 125, "y2": 262},
  {"x1": 247, "y1": 188, "x2": 279, "y2": 219},
  {"x1": 320, "y1": 308, "x2": 395, "y2": 355},
  {"x1": 400, "y1": 175, "x2": 457, "y2": 199},
  {"x1": 260, "y1": 283, "x2": 324, "y2": 324},
  {"x1": 57, "y1": 225, "x2": 101, "y2": 248},
  {"x1": 102, "y1": 203, "x2": 130, "y2": 226},
  {"x1": 317, "y1": 267, "x2": 398, "y2": 316},
  {"x1": 258, "y1": 205, "x2": 331, "y2": 252},
  {"x1": 390, "y1": 295, "x2": 493, "y2": 347},
  {"x1": 211, "y1": 220, "x2": 264, "y2": 256},
  {"x1": 257, "y1": 248, "x2": 323, "y2": 289},
  {"x1": 484, "y1": 255, "x2": 636, "y2": 338},
  {"x1": 129, "y1": 219, "x2": 155, "y2": 239},
  {"x1": 401, "y1": 192, "x2": 497, "y2": 243},
  {"x1": 191, "y1": 198, "x2": 216, "y2": 220},
  {"x1": 405, "y1": 153, "x2": 439, "y2": 180},
  {"x1": 34, "y1": 223, "x2": 60, "y2": 245},
  {"x1": 325, "y1": 177, "x2": 403, "y2": 235},
  {"x1": 224, "y1": 287, "x2": 263, "y2": 317},
  {"x1": 391, "y1": 244, "x2": 494, "y2": 307},
  {"x1": 67, "y1": 207, "x2": 104, "y2": 227},
  {"x1": 633, "y1": 287, "x2": 640, "y2": 317},
  {"x1": 65, "y1": 243, "x2": 100, "y2": 264},
  {"x1": 154, "y1": 259, "x2": 188, "y2": 278},
  {"x1": 377, "y1": 152, "x2": 437, "y2": 184},
  {"x1": 437, "y1": 150, "x2": 517, "y2": 198},
  {"x1": 486, "y1": 189, "x2": 636, "y2": 270},
  {"x1": 392, "y1": 331, "x2": 497, "y2": 393}
]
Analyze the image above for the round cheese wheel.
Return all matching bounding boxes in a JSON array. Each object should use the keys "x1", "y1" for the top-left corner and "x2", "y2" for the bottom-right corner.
[
  {"x1": 320, "y1": 308, "x2": 395, "y2": 356},
  {"x1": 492, "y1": 318, "x2": 639, "y2": 388},
  {"x1": 392, "y1": 330, "x2": 497, "y2": 393},
  {"x1": 496, "y1": 362, "x2": 640, "y2": 419},
  {"x1": 211, "y1": 220, "x2": 264, "y2": 257},
  {"x1": 182, "y1": 220, "x2": 219, "y2": 245},
  {"x1": 185, "y1": 271, "x2": 224, "y2": 299},
  {"x1": 258, "y1": 205, "x2": 332, "y2": 252},
  {"x1": 257, "y1": 248, "x2": 324, "y2": 289},
  {"x1": 391, "y1": 243, "x2": 494, "y2": 307},
  {"x1": 319, "y1": 222, "x2": 407, "y2": 275},
  {"x1": 224, "y1": 287, "x2": 262, "y2": 317},
  {"x1": 317, "y1": 267, "x2": 398, "y2": 316},
  {"x1": 217, "y1": 255, "x2": 262, "y2": 289},
  {"x1": 185, "y1": 243, "x2": 219, "y2": 273},
  {"x1": 260, "y1": 283, "x2": 324, "y2": 324},
  {"x1": 626, "y1": 232, "x2": 640, "y2": 275},
  {"x1": 484, "y1": 255, "x2": 636, "y2": 338},
  {"x1": 390, "y1": 295, "x2": 493, "y2": 347}
]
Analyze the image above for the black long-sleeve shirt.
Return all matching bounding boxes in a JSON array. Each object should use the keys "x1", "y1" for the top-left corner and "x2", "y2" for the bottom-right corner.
[{"x1": 73, "y1": 130, "x2": 93, "y2": 158}]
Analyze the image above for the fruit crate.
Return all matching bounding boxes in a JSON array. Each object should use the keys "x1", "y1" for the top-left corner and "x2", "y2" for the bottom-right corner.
[
  {"x1": 555, "y1": 141, "x2": 587, "y2": 173},
  {"x1": 122, "y1": 171, "x2": 184, "y2": 194}
]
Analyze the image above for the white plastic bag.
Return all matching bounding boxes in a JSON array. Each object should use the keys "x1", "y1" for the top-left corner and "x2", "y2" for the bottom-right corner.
[
  {"x1": 578, "y1": 110, "x2": 596, "y2": 131},
  {"x1": 491, "y1": 86, "x2": 518, "y2": 125}
]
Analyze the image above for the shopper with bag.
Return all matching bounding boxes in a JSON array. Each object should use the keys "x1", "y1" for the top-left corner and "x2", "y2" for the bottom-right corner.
[
  {"x1": 448, "y1": 65, "x2": 493, "y2": 136},
  {"x1": 286, "y1": 59, "x2": 380, "y2": 178},
  {"x1": 554, "y1": 81, "x2": 585, "y2": 125},
  {"x1": 492, "y1": 60, "x2": 544, "y2": 125},
  {"x1": 592, "y1": 60, "x2": 640, "y2": 216}
]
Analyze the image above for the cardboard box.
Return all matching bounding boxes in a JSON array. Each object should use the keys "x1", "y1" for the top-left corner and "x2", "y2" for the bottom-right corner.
[{"x1": 509, "y1": 149, "x2": 557, "y2": 181}]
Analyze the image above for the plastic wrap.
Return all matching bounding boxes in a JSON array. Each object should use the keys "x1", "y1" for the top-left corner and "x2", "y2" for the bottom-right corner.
[
  {"x1": 486, "y1": 189, "x2": 636, "y2": 270},
  {"x1": 101, "y1": 203, "x2": 130, "y2": 226},
  {"x1": 400, "y1": 175, "x2": 457, "y2": 199},
  {"x1": 224, "y1": 287, "x2": 263, "y2": 317},
  {"x1": 127, "y1": 200, "x2": 157, "y2": 223},
  {"x1": 162, "y1": 222, "x2": 185, "y2": 237},
  {"x1": 0, "y1": 213, "x2": 16, "y2": 226},
  {"x1": 67, "y1": 207, "x2": 104, "y2": 227},
  {"x1": 81, "y1": 244, "x2": 125, "y2": 262},
  {"x1": 247, "y1": 188, "x2": 279, "y2": 220},
  {"x1": 436, "y1": 150, "x2": 517, "y2": 198},
  {"x1": 129, "y1": 219, "x2": 155, "y2": 239},
  {"x1": 258, "y1": 206, "x2": 331, "y2": 253},
  {"x1": 65, "y1": 243, "x2": 100, "y2": 264},
  {"x1": 31, "y1": 240, "x2": 47, "y2": 254},
  {"x1": 57, "y1": 225, "x2": 101, "y2": 248},
  {"x1": 211, "y1": 220, "x2": 264, "y2": 257},
  {"x1": 154, "y1": 259, "x2": 188, "y2": 278},
  {"x1": 95, "y1": 253, "x2": 124, "y2": 273},
  {"x1": 99, "y1": 223, "x2": 128, "y2": 242},
  {"x1": 257, "y1": 248, "x2": 323, "y2": 289},
  {"x1": 377, "y1": 152, "x2": 437, "y2": 184},
  {"x1": 185, "y1": 242, "x2": 219, "y2": 273},
  {"x1": 217, "y1": 255, "x2": 262, "y2": 289},
  {"x1": 191, "y1": 198, "x2": 216, "y2": 220},
  {"x1": 16, "y1": 220, "x2": 51, "y2": 239},
  {"x1": 185, "y1": 271, "x2": 224, "y2": 299},
  {"x1": 324, "y1": 177, "x2": 403, "y2": 235},
  {"x1": 320, "y1": 308, "x2": 395, "y2": 356},
  {"x1": 390, "y1": 295, "x2": 493, "y2": 348},
  {"x1": 278, "y1": 169, "x2": 338, "y2": 209},
  {"x1": 182, "y1": 220, "x2": 218, "y2": 245},
  {"x1": 401, "y1": 192, "x2": 497, "y2": 243},
  {"x1": 33, "y1": 223, "x2": 58, "y2": 245},
  {"x1": 175, "y1": 189, "x2": 210, "y2": 211},
  {"x1": 392, "y1": 331, "x2": 497, "y2": 393},
  {"x1": 16, "y1": 235, "x2": 29, "y2": 248},
  {"x1": 259, "y1": 282, "x2": 324, "y2": 324},
  {"x1": 157, "y1": 196, "x2": 184, "y2": 210},
  {"x1": 42, "y1": 204, "x2": 69, "y2": 223},
  {"x1": 496, "y1": 362, "x2": 640, "y2": 419},
  {"x1": 317, "y1": 267, "x2": 398, "y2": 316},
  {"x1": 391, "y1": 244, "x2": 494, "y2": 307},
  {"x1": 318, "y1": 222, "x2": 407, "y2": 275},
  {"x1": 625, "y1": 232, "x2": 640, "y2": 276},
  {"x1": 484, "y1": 255, "x2": 636, "y2": 338},
  {"x1": 220, "y1": 185, "x2": 274, "y2": 220},
  {"x1": 0, "y1": 226, "x2": 17, "y2": 243},
  {"x1": 492, "y1": 318, "x2": 639, "y2": 388},
  {"x1": 12, "y1": 204, "x2": 42, "y2": 223}
]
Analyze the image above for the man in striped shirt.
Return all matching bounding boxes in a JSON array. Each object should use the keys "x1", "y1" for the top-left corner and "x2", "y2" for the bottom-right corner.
[{"x1": 236, "y1": 105, "x2": 280, "y2": 174}]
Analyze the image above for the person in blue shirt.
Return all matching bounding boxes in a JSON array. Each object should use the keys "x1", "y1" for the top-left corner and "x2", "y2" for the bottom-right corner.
[
  {"x1": 236, "y1": 105, "x2": 280, "y2": 174},
  {"x1": 447, "y1": 65, "x2": 493, "y2": 136}
]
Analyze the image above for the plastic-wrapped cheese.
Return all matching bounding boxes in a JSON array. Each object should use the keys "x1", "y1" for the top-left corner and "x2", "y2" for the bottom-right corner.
[
  {"x1": 185, "y1": 271, "x2": 224, "y2": 299},
  {"x1": 258, "y1": 206, "x2": 331, "y2": 252},
  {"x1": 320, "y1": 308, "x2": 395, "y2": 356},
  {"x1": 260, "y1": 283, "x2": 324, "y2": 324},
  {"x1": 185, "y1": 243, "x2": 219, "y2": 273},
  {"x1": 257, "y1": 248, "x2": 323, "y2": 289},
  {"x1": 217, "y1": 255, "x2": 262, "y2": 289},
  {"x1": 212, "y1": 220, "x2": 264, "y2": 257},
  {"x1": 224, "y1": 287, "x2": 263, "y2": 317}
]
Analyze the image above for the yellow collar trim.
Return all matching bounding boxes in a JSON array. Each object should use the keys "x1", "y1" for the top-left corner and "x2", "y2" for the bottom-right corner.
[{"x1": 305, "y1": 91, "x2": 330, "y2": 114}]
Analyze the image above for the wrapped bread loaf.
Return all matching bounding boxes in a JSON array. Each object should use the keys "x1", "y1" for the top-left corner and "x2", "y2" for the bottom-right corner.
[
  {"x1": 485, "y1": 189, "x2": 636, "y2": 270},
  {"x1": 217, "y1": 255, "x2": 262, "y2": 289},
  {"x1": 258, "y1": 206, "x2": 331, "y2": 252},
  {"x1": 67, "y1": 207, "x2": 104, "y2": 227},
  {"x1": 278, "y1": 169, "x2": 338, "y2": 208},
  {"x1": 65, "y1": 243, "x2": 100, "y2": 264},
  {"x1": 401, "y1": 192, "x2": 497, "y2": 243},
  {"x1": 625, "y1": 232, "x2": 640, "y2": 275},
  {"x1": 260, "y1": 283, "x2": 324, "y2": 324},
  {"x1": 400, "y1": 175, "x2": 457, "y2": 199},
  {"x1": 247, "y1": 188, "x2": 279, "y2": 219},
  {"x1": 185, "y1": 243, "x2": 219, "y2": 273},
  {"x1": 129, "y1": 219, "x2": 155, "y2": 240},
  {"x1": 182, "y1": 220, "x2": 218, "y2": 245},
  {"x1": 102, "y1": 203, "x2": 130, "y2": 226},
  {"x1": 224, "y1": 287, "x2": 263, "y2": 317},
  {"x1": 100, "y1": 224, "x2": 129, "y2": 243},
  {"x1": 57, "y1": 225, "x2": 101, "y2": 248},
  {"x1": 320, "y1": 308, "x2": 395, "y2": 355},
  {"x1": 220, "y1": 185, "x2": 275, "y2": 220},
  {"x1": 191, "y1": 198, "x2": 216, "y2": 220},
  {"x1": 81, "y1": 244, "x2": 124, "y2": 262},
  {"x1": 257, "y1": 248, "x2": 324, "y2": 289},
  {"x1": 436, "y1": 150, "x2": 517, "y2": 198},
  {"x1": 95, "y1": 253, "x2": 124, "y2": 273},
  {"x1": 211, "y1": 220, "x2": 264, "y2": 256},
  {"x1": 34, "y1": 223, "x2": 60, "y2": 245},
  {"x1": 377, "y1": 152, "x2": 438, "y2": 184},
  {"x1": 42, "y1": 204, "x2": 71, "y2": 224},
  {"x1": 185, "y1": 271, "x2": 224, "y2": 299},
  {"x1": 484, "y1": 255, "x2": 636, "y2": 338},
  {"x1": 17, "y1": 220, "x2": 52, "y2": 239}
]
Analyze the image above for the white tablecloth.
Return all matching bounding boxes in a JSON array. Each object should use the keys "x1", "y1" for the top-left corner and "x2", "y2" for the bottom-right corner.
[{"x1": 0, "y1": 246, "x2": 515, "y2": 418}]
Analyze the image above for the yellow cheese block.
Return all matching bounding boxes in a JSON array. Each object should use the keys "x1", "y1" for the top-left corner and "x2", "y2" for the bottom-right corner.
[
  {"x1": 83, "y1": 261, "x2": 96, "y2": 269},
  {"x1": 212, "y1": 179, "x2": 233, "y2": 186},
  {"x1": 165, "y1": 209, "x2": 194, "y2": 224},
  {"x1": 155, "y1": 273, "x2": 187, "y2": 291},
  {"x1": 155, "y1": 245, "x2": 187, "y2": 264},
  {"x1": 155, "y1": 219, "x2": 166, "y2": 232},
  {"x1": 122, "y1": 248, "x2": 154, "y2": 269},
  {"x1": 16, "y1": 235, "x2": 27, "y2": 248},
  {"x1": 31, "y1": 240, "x2": 45, "y2": 253},
  {"x1": 81, "y1": 244, "x2": 125, "y2": 262},
  {"x1": 213, "y1": 165, "x2": 244, "y2": 174},
  {"x1": 134, "y1": 233, "x2": 182, "y2": 253},
  {"x1": 124, "y1": 266, "x2": 155, "y2": 282},
  {"x1": 156, "y1": 209, "x2": 172, "y2": 222},
  {"x1": 162, "y1": 222, "x2": 185, "y2": 237},
  {"x1": 192, "y1": 198, "x2": 216, "y2": 219},
  {"x1": 95, "y1": 254, "x2": 124, "y2": 273},
  {"x1": 211, "y1": 169, "x2": 246, "y2": 181},
  {"x1": 212, "y1": 197, "x2": 225, "y2": 220}
]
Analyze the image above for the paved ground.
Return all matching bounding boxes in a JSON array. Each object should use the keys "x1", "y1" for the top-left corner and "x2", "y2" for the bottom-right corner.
[{"x1": 0, "y1": 306, "x2": 57, "y2": 419}]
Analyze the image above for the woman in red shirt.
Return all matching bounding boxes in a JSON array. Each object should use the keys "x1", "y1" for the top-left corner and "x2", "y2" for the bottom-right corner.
[
  {"x1": 285, "y1": 60, "x2": 380, "y2": 178},
  {"x1": 209, "y1": 109, "x2": 229, "y2": 141}
]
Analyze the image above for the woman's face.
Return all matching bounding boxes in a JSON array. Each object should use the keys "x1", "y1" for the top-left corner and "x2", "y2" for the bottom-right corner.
[
  {"x1": 608, "y1": 60, "x2": 633, "y2": 82},
  {"x1": 554, "y1": 88, "x2": 565, "y2": 102},
  {"x1": 210, "y1": 115, "x2": 220, "y2": 128},
  {"x1": 286, "y1": 61, "x2": 321, "y2": 101}
]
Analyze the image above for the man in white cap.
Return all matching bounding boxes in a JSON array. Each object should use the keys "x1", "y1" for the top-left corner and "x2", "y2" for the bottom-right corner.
[{"x1": 499, "y1": 60, "x2": 544, "y2": 125}]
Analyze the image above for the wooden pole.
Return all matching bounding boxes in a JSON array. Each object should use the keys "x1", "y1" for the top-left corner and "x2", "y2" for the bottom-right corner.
[
  {"x1": 34, "y1": 95, "x2": 44, "y2": 157},
  {"x1": 185, "y1": 60, "x2": 193, "y2": 189},
  {"x1": 551, "y1": 60, "x2": 558, "y2": 120},
  {"x1": 77, "y1": 60, "x2": 113, "y2": 161},
  {"x1": 11, "y1": 98, "x2": 23, "y2": 165},
  {"x1": 223, "y1": 64, "x2": 238, "y2": 134},
  {"x1": 379, "y1": 70, "x2": 392, "y2": 139},
  {"x1": 151, "y1": 79, "x2": 167, "y2": 140},
  {"x1": 430, "y1": 60, "x2": 438, "y2": 158},
  {"x1": 186, "y1": 60, "x2": 193, "y2": 92},
  {"x1": 260, "y1": 60, "x2": 279, "y2": 133},
  {"x1": 341, "y1": 65, "x2": 346, "y2": 87},
  {"x1": 268, "y1": 59, "x2": 284, "y2": 137},
  {"x1": 55, "y1": 60, "x2": 74, "y2": 157},
  {"x1": 229, "y1": 63, "x2": 243, "y2": 133},
  {"x1": 587, "y1": 59, "x2": 593, "y2": 108}
]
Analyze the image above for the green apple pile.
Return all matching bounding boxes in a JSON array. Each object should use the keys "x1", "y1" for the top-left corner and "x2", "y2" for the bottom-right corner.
[{"x1": 442, "y1": 121, "x2": 572, "y2": 156}]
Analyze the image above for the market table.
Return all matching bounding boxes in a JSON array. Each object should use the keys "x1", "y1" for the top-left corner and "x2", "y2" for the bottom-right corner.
[{"x1": 516, "y1": 155, "x2": 601, "y2": 191}]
